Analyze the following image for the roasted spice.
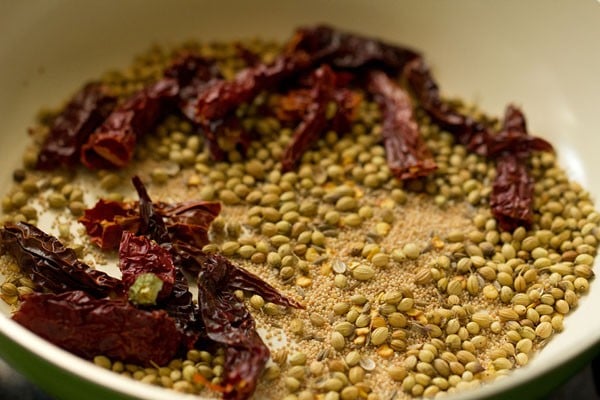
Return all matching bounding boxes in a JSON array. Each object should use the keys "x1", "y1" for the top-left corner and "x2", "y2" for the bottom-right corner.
[{"x1": 0, "y1": 24, "x2": 597, "y2": 400}]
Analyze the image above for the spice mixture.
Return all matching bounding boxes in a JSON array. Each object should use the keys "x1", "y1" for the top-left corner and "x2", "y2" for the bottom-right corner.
[{"x1": 0, "y1": 26, "x2": 597, "y2": 400}]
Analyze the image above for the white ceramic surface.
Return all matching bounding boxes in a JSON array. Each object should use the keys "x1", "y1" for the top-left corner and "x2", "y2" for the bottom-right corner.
[{"x1": 1, "y1": 1, "x2": 599, "y2": 399}]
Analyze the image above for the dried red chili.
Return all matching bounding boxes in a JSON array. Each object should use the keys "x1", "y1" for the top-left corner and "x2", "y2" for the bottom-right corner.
[
  {"x1": 485, "y1": 105, "x2": 553, "y2": 158},
  {"x1": 276, "y1": 77, "x2": 360, "y2": 129},
  {"x1": 195, "y1": 256, "x2": 271, "y2": 400},
  {"x1": 80, "y1": 78, "x2": 179, "y2": 169},
  {"x1": 404, "y1": 58, "x2": 491, "y2": 156},
  {"x1": 36, "y1": 82, "x2": 116, "y2": 170},
  {"x1": 280, "y1": 65, "x2": 337, "y2": 171},
  {"x1": 405, "y1": 58, "x2": 554, "y2": 230},
  {"x1": 164, "y1": 53, "x2": 255, "y2": 161},
  {"x1": 489, "y1": 105, "x2": 553, "y2": 231},
  {"x1": 78, "y1": 199, "x2": 140, "y2": 250},
  {"x1": 127, "y1": 176, "x2": 302, "y2": 392},
  {"x1": 163, "y1": 53, "x2": 221, "y2": 122},
  {"x1": 174, "y1": 243, "x2": 303, "y2": 309},
  {"x1": 193, "y1": 51, "x2": 314, "y2": 160},
  {"x1": 367, "y1": 70, "x2": 437, "y2": 180},
  {"x1": 78, "y1": 192, "x2": 220, "y2": 250},
  {"x1": 156, "y1": 200, "x2": 221, "y2": 248},
  {"x1": 0, "y1": 222, "x2": 123, "y2": 297},
  {"x1": 130, "y1": 176, "x2": 205, "y2": 349},
  {"x1": 118, "y1": 231, "x2": 175, "y2": 301},
  {"x1": 490, "y1": 153, "x2": 535, "y2": 232},
  {"x1": 194, "y1": 51, "x2": 312, "y2": 124},
  {"x1": 235, "y1": 43, "x2": 262, "y2": 67},
  {"x1": 13, "y1": 291, "x2": 181, "y2": 366},
  {"x1": 289, "y1": 24, "x2": 420, "y2": 72},
  {"x1": 274, "y1": 89, "x2": 313, "y2": 123}
]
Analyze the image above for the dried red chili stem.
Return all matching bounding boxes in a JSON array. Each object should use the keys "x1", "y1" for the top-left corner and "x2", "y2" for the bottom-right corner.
[
  {"x1": 0, "y1": 222, "x2": 123, "y2": 297},
  {"x1": 289, "y1": 24, "x2": 421, "y2": 71},
  {"x1": 80, "y1": 79, "x2": 179, "y2": 169},
  {"x1": 367, "y1": 70, "x2": 437, "y2": 180},
  {"x1": 36, "y1": 82, "x2": 116, "y2": 170},
  {"x1": 13, "y1": 291, "x2": 181, "y2": 367},
  {"x1": 132, "y1": 175, "x2": 170, "y2": 243}
]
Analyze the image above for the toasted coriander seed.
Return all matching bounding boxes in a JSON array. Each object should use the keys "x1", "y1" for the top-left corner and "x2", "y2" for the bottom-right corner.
[
  {"x1": 47, "y1": 193, "x2": 68, "y2": 208},
  {"x1": 371, "y1": 253, "x2": 389, "y2": 268},
  {"x1": 310, "y1": 314, "x2": 326, "y2": 327},
  {"x1": 340, "y1": 386, "x2": 359, "y2": 400},
  {"x1": 219, "y1": 189, "x2": 240, "y2": 205},
  {"x1": 331, "y1": 331, "x2": 346, "y2": 351},
  {"x1": 94, "y1": 355, "x2": 112, "y2": 369},
  {"x1": 354, "y1": 314, "x2": 371, "y2": 328},
  {"x1": 447, "y1": 230, "x2": 465, "y2": 243},
  {"x1": 348, "y1": 366, "x2": 365, "y2": 384},
  {"x1": 414, "y1": 268, "x2": 432, "y2": 285},
  {"x1": 252, "y1": 252, "x2": 266, "y2": 264},
  {"x1": 336, "y1": 196, "x2": 358, "y2": 212},
  {"x1": 221, "y1": 241, "x2": 240, "y2": 256},
  {"x1": 249, "y1": 294, "x2": 265, "y2": 310},
  {"x1": 370, "y1": 327, "x2": 389, "y2": 346},
  {"x1": 374, "y1": 222, "x2": 391, "y2": 236},
  {"x1": 335, "y1": 321, "x2": 356, "y2": 337},
  {"x1": 237, "y1": 245, "x2": 255, "y2": 259},
  {"x1": 311, "y1": 231, "x2": 326, "y2": 246},
  {"x1": 334, "y1": 274, "x2": 348, "y2": 288},
  {"x1": 343, "y1": 213, "x2": 363, "y2": 227},
  {"x1": 574, "y1": 277, "x2": 590, "y2": 292},
  {"x1": 535, "y1": 321, "x2": 553, "y2": 339},
  {"x1": 352, "y1": 265, "x2": 375, "y2": 281},
  {"x1": 492, "y1": 357, "x2": 513, "y2": 370},
  {"x1": 570, "y1": 262, "x2": 591, "y2": 279},
  {"x1": 284, "y1": 377, "x2": 301, "y2": 392},
  {"x1": 345, "y1": 351, "x2": 361, "y2": 367},
  {"x1": 267, "y1": 252, "x2": 282, "y2": 268},
  {"x1": 387, "y1": 312, "x2": 407, "y2": 328},
  {"x1": 289, "y1": 352, "x2": 307, "y2": 366},
  {"x1": 482, "y1": 285, "x2": 499, "y2": 300},
  {"x1": 1, "y1": 282, "x2": 18, "y2": 297},
  {"x1": 202, "y1": 243, "x2": 219, "y2": 254},
  {"x1": 403, "y1": 243, "x2": 420, "y2": 259},
  {"x1": 446, "y1": 278, "x2": 463, "y2": 296}
]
